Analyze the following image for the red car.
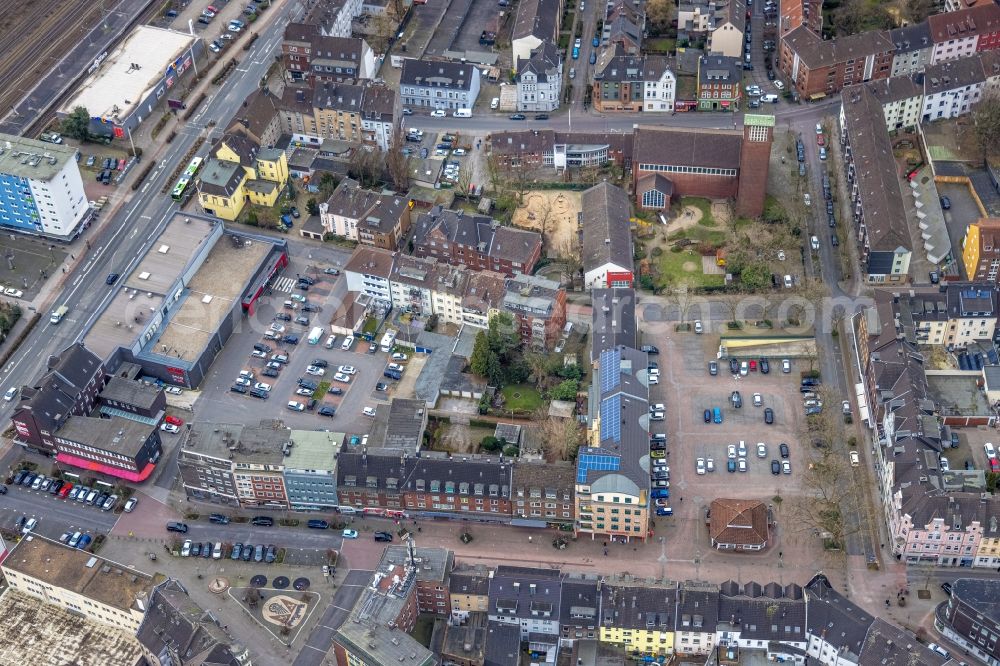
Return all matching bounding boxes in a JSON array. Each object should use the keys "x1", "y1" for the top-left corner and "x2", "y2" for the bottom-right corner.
[
  {"x1": 749, "y1": 359, "x2": 758, "y2": 371},
  {"x1": 817, "y1": 134, "x2": 825, "y2": 146},
  {"x1": 58, "y1": 482, "x2": 74, "y2": 498},
  {"x1": 991, "y1": 458, "x2": 1000, "y2": 473},
  {"x1": 165, "y1": 415, "x2": 184, "y2": 426}
]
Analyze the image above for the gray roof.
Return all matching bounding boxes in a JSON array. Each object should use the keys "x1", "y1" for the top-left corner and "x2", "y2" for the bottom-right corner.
[
  {"x1": 484, "y1": 621, "x2": 521, "y2": 666},
  {"x1": 513, "y1": 0, "x2": 560, "y2": 42},
  {"x1": 581, "y1": 182, "x2": 633, "y2": 275},
  {"x1": 489, "y1": 566, "x2": 561, "y2": 624},
  {"x1": 516, "y1": 42, "x2": 561, "y2": 82},
  {"x1": 99, "y1": 376, "x2": 162, "y2": 411},
  {"x1": 947, "y1": 283, "x2": 996, "y2": 317},
  {"x1": 450, "y1": 566, "x2": 492, "y2": 596},
  {"x1": 16, "y1": 343, "x2": 104, "y2": 430},
  {"x1": 889, "y1": 22, "x2": 931, "y2": 53},
  {"x1": 591, "y1": 288, "x2": 637, "y2": 361},
  {"x1": 503, "y1": 274, "x2": 562, "y2": 320},
  {"x1": 184, "y1": 422, "x2": 290, "y2": 465},
  {"x1": 599, "y1": 584, "x2": 676, "y2": 631},
  {"x1": 952, "y1": 578, "x2": 1000, "y2": 624},
  {"x1": 337, "y1": 451, "x2": 408, "y2": 492},
  {"x1": 676, "y1": 584, "x2": 720, "y2": 631},
  {"x1": 381, "y1": 545, "x2": 452, "y2": 583},
  {"x1": 560, "y1": 578, "x2": 599, "y2": 627},
  {"x1": 698, "y1": 55, "x2": 741, "y2": 84},
  {"x1": 845, "y1": 76, "x2": 923, "y2": 108},
  {"x1": 857, "y1": 618, "x2": 949, "y2": 666},
  {"x1": 58, "y1": 416, "x2": 156, "y2": 458},
  {"x1": 925, "y1": 55, "x2": 991, "y2": 94},
  {"x1": 781, "y1": 26, "x2": 894, "y2": 69},
  {"x1": 403, "y1": 454, "x2": 512, "y2": 498},
  {"x1": 0, "y1": 133, "x2": 81, "y2": 181},
  {"x1": 804, "y1": 574, "x2": 874, "y2": 660},
  {"x1": 368, "y1": 398, "x2": 427, "y2": 454},
  {"x1": 400, "y1": 59, "x2": 478, "y2": 91},
  {"x1": 717, "y1": 580, "x2": 806, "y2": 643},
  {"x1": 595, "y1": 55, "x2": 673, "y2": 82}
]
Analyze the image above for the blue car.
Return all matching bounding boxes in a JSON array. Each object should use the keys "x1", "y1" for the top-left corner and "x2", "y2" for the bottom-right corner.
[
  {"x1": 589, "y1": 52, "x2": 596, "y2": 64},
  {"x1": 656, "y1": 507, "x2": 673, "y2": 516},
  {"x1": 593, "y1": 36, "x2": 599, "y2": 47},
  {"x1": 572, "y1": 47, "x2": 580, "y2": 59},
  {"x1": 76, "y1": 534, "x2": 92, "y2": 550},
  {"x1": 713, "y1": 407, "x2": 722, "y2": 424},
  {"x1": 652, "y1": 489, "x2": 669, "y2": 499},
  {"x1": 704, "y1": 409, "x2": 711, "y2": 423}
]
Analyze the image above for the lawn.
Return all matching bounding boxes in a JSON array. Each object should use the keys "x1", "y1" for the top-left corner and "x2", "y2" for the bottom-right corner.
[
  {"x1": 501, "y1": 384, "x2": 544, "y2": 412},
  {"x1": 655, "y1": 247, "x2": 725, "y2": 289},
  {"x1": 645, "y1": 37, "x2": 676, "y2": 53},
  {"x1": 361, "y1": 316, "x2": 378, "y2": 336},
  {"x1": 681, "y1": 197, "x2": 715, "y2": 226}
]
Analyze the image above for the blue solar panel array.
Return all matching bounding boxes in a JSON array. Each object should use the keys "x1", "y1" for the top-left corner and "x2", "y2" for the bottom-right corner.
[
  {"x1": 599, "y1": 394, "x2": 622, "y2": 443},
  {"x1": 577, "y1": 451, "x2": 621, "y2": 483},
  {"x1": 599, "y1": 348, "x2": 621, "y2": 393}
]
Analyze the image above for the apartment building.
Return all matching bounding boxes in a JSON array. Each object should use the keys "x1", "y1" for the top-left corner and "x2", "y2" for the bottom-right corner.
[
  {"x1": 778, "y1": 0, "x2": 823, "y2": 37},
  {"x1": 461, "y1": 271, "x2": 506, "y2": 329},
  {"x1": 381, "y1": 545, "x2": 453, "y2": 616},
  {"x1": 696, "y1": 54, "x2": 742, "y2": 111},
  {"x1": 581, "y1": 182, "x2": 634, "y2": 288},
  {"x1": 839, "y1": 86, "x2": 911, "y2": 282},
  {"x1": 592, "y1": 54, "x2": 676, "y2": 113},
  {"x1": 389, "y1": 253, "x2": 468, "y2": 325},
  {"x1": 843, "y1": 77, "x2": 923, "y2": 131},
  {"x1": 598, "y1": 582, "x2": 676, "y2": 656},
  {"x1": 282, "y1": 24, "x2": 375, "y2": 84},
  {"x1": 717, "y1": 581, "x2": 807, "y2": 660},
  {"x1": 674, "y1": 583, "x2": 719, "y2": 656},
  {"x1": 197, "y1": 134, "x2": 289, "y2": 221},
  {"x1": 502, "y1": 273, "x2": 567, "y2": 349},
  {"x1": 889, "y1": 284, "x2": 997, "y2": 348},
  {"x1": 344, "y1": 245, "x2": 395, "y2": 302},
  {"x1": 922, "y1": 52, "x2": 1000, "y2": 122},
  {"x1": 779, "y1": 26, "x2": 894, "y2": 98},
  {"x1": 488, "y1": 565, "x2": 562, "y2": 658},
  {"x1": 411, "y1": 206, "x2": 542, "y2": 276},
  {"x1": 511, "y1": 460, "x2": 576, "y2": 528},
  {"x1": 928, "y1": 3, "x2": 1000, "y2": 64},
  {"x1": 963, "y1": 217, "x2": 1000, "y2": 282},
  {"x1": 559, "y1": 577, "x2": 600, "y2": 646},
  {"x1": 511, "y1": 0, "x2": 561, "y2": 67},
  {"x1": 301, "y1": 0, "x2": 364, "y2": 38},
  {"x1": 283, "y1": 430, "x2": 342, "y2": 511},
  {"x1": 400, "y1": 59, "x2": 481, "y2": 111},
  {"x1": 449, "y1": 566, "x2": 492, "y2": 623},
  {"x1": 2, "y1": 535, "x2": 156, "y2": 633},
  {"x1": 677, "y1": 0, "x2": 746, "y2": 58},
  {"x1": 605, "y1": 2, "x2": 644, "y2": 55},
  {"x1": 515, "y1": 42, "x2": 563, "y2": 112},
  {"x1": 402, "y1": 454, "x2": 514, "y2": 519},
  {"x1": 937, "y1": 578, "x2": 1000, "y2": 665},
  {"x1": 318, "y1": 177, "x2": 409, "y2": 247},
  {"x1": 889, "y1": 23, "x2": 933, "y2": 76}
]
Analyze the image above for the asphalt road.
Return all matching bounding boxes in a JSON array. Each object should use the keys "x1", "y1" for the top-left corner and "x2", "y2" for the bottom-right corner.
[{"x1": 293, "y1": 569, "x2": 373, "y2": 666}]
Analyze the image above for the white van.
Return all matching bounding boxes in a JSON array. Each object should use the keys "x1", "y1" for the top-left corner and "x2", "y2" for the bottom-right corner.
[
  {"x1": 810, "y1": 235, "x2": 820, "y2": 251},
  {"x1": 453, "y1": 108, "x2": 472, "y2": 118},
  {"x1": 760, "y1": 94, "x2": 779, "y2": 103},
  {"x1": 490, "y1": 97, "x2": 499, "y2": 109},
  {"x1": 341, "y1": 335, "x2": 355, "y2": 351}
]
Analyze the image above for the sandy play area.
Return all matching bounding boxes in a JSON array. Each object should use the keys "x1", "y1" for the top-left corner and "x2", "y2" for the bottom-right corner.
[{"x1": 511, "y1": 190, "x2": 583, "y2": 258}]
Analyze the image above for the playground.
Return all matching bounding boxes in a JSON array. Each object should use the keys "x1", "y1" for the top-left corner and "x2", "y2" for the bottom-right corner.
[{"x1": 511, "y1": 190, "x2": 583, "y2": 259}]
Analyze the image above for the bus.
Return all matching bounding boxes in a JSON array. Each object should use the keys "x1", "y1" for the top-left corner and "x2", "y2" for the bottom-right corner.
[
  {"x1": 183, "y1": 156, "x2": 203, "y2": 178},
  {"x1": 171, "y1": 177, "x2": 191, "y2": 201}
]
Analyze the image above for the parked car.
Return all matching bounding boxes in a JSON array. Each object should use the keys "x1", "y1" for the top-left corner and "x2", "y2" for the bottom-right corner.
[
  {"x1": 251, "y1": 516, "x2": 274, "y2": 526},
  {"x1": 374, "y1": 531, "x2": 393, "y2": 542}
]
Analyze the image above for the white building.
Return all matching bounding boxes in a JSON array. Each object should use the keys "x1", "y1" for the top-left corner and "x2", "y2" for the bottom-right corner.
[
  {"x1": 921, "y1": 54, "x2": 997, "y2": 122},
  {"x1": 643, "y1": 68, "x2": 677, "y2": 111},
  {"x1": 309, "y1": 0, "x2": 364, "y2": 37},
  {"x1": 515, "y1": 42, "x2": 562, "y2": 112},
  {"x1": 889, "y1": 23, "x2": 933, "y2": 77},
  {"x1": 927, "y1": 4, "x2": 1000, "y2": 65},
  {"x1": 0, "y1": 134, "x2": 90, "y2": 240},
  {"x1": 844, "y1": 77, "x2": 923, "y2": 132},
  {"x1": 399, "y1": 59, "x2": 482, "y2": 111},
  {"x1": 344, "y1": 245, "x2": 394, "y2": 303}
]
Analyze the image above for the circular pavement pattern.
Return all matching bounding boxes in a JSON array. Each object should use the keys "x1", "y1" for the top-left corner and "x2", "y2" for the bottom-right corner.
[
  {"x1": 208, "y1": 577, "x2": 230, "y2": 594},
  {"x1": 250, "y1": 575, "x2": 267, "y2": 588},
  {"x1": 273, "y1": 576, "x2": 290, "y2": 589},
  {"x1": 293, "y1": 577, "x2": 310, "y2": 591}
]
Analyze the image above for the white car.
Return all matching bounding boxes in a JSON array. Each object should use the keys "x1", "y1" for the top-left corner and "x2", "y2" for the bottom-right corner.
[
  {"x1": 650, "y1": 403, "x2": 665, "y2": 412},
  {"x1": 165, "y1": 386, "x2": 183, "y2": 395},
  {"x1": 753, "y1": 393, "x2": 762, "y2": 407},
  {"x1": 306, "y1": 365, "x2": 325, "y2": 376},
  {"x1": 363, "y1": 406, "x2": 377, "y2": 417},
  {"x1": 815, "y1": 123, "x2": 823, "y2": 134},
  {"x1": 391, "y1": 353, "x2": 409, "y2": 362},
  {"x1": 387, "y1": 363, "x2": 404, "y2": 372},
  {"x1": 239, "y1": 370, "x2": 254, "y2": 379},
  {"x1": 804, "y1": 193, "x2": 811, "y2": 206},
  {"x1": 123, "y1": 497, "x2": 138, "y2": 512},
  {"x1": 333, "y1": 373, "x2": 351, "y2": 383},
  {"x1": 781, "y1": 359, "x2": 791, "y2": 373},
  {"x1": 269, "y1": 323, "x2": 285, "y2": 333},
  {"x1": 774, "y1": 80, "x2": 785, "y2": 90},
  {"x1": 842, "y1": 400, "x2": 851, "y2": 415},
  {"x1": 209, "y1": 41, "x2": 221, "y2": 53},
  {"x1": 182, "y1": 540, "x2": 193, "y2": 557},
  {"x1": 253, "y1": 382, "x2": 271, "y2": 392},
  {"x1": 160, "y1": 423, "x2": 180, "y2": 434},
  {"x1": 341, "y1": 336, "x2": 355, "y2": 350},
  {"x1": 3, "y1": 387, "x2": 17, "y2": 401},
  {"x1": 338, "y1": 365, "x2": 357, "y2": 375},
  {"x1": 235, "y1": 377, "x2": 251, "y2": 387},
  {"x1": 650, "y1": 411, "x2": 664, "y2": 421},
  {"x1": 694, "y1": 320, "x2": 703, "y2": 334},
  {"x1": 850, "y1": 451, "x2": 860, "y2": 467},
  {"x1": 453, "y1": 148, "x2": 467, "y2": 156},
  {"x1": 727, "y1": 444, "x2": 737, "y2": 459},
  {"x1": 287, "y1": 401, "x2": 305, "y2": 412},
  {"x1": 296, "y1": 387, "x2": 314, "y2": 396},
  {"x1": 986, "y1": 442, "x2": 997, "y2": 459},
  {"x1": 342, "y1": 529, "x2": 359, "y2": 538},
  {"x1": 430, "y1": 109, "x2": 446, "y2": 118},
  {"x1": 782, "y1": 460, "x2": 792, "y2": 474},
  {"x1": 756, "y1": 442, "x2": 767, "y2": 458},
  {"x1": 737, "y1": 441, "x2": 747, "y2": 457},
  {"x1": 251, "y1": 349, "x2": 267, "y2": 358},
  {"x1": 574, "y1": 37, "x2": 582, "y2": 48},
  {"x1": 706, "y1": 458, "x2": 715, "y2": 472},
  {"x1": 696, "y1": 458, "x2": 706, "y2": 475},
  {"x1": 22, "y1": 518, "x2": 37, "y2": 534},
  {"x1": 227, "y1": 22, "x2": 242, "y2": 32},
  {"x1": 4, "y1": 288, "x2": 23, "y2": 298}
]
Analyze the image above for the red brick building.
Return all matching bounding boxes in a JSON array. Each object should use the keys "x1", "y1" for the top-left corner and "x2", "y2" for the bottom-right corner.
[
  {"x1": 779, "y1": 0, "x2": 823, "y2": 36},
  {"x1": 411, "y1": 206, "x2": 542, "y2": 276},
  {"x1": 779, "y1": 26, "x2": 894, "y2": 98},
  {"x1": 501, "y1": 274, "x2": 568, "y2": 349},
  {"x1": 281, "y1": 22, "x2": 375, "y2": 85},
  {"x1": 487, "y1": 130, "x2": 633, "y2": 170},
  {"x1": 632, "y1": 118, "x2": 773, "y2": 218}
]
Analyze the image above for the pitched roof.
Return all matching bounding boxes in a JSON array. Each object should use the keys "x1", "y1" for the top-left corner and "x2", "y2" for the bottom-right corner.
[
  {"x1": 490, "y1": 226, "x2": 542, "y2": 266},
  {"x1": 516, "y1": 42, "x2": 561, "y2": 81},
  {"x1": 313, "y1": 81, "x2": 364, "y2": 112},
  {"x1": 846, "y1": 76, "x2": 922, "y2": 108},
  {"x1": 709, "y1": 498, "x2": 769, "y2": 547},
  {"x1": 344, "y1": 245, "x2": 396, "y2": 279},
  {"x1": 15, "y1": 343, "x2": 104, "y2": 430},
  {"x1": 511, "y1": 460, "x2": 576, "y2": 502},
  {"x1": 484, "y1": 621, "x2": 520, "y2": 666},
  {"x1": 403, "y1": 454, "x2": 512, "y2": 498},
  {"x1": 595, "y1": 55, "x2": 674, "y2": 82},
  {"x1": 361, "y1": 83, "x2": 397, "y2": 120},
  {"x1": 590, "y1": 288, "x2": 637, "y2": 361},
  {"x1": 889, "y1": 21, "x2": 932, "y2": 53},
  {"x1": 228, "y1": 88, "x2": 281, "y2": 143},
  {"x1": 857, "y1": 618, "x2": 949, "y2": 666},
  {"x1": 580, "y1": 182, "x2": 633, "y2": 274},
  {"x1": 400, "y1": 59, "x2": 479, "y2": 91},
  {"x1": 633, "y1": 125, "x2": 743, "y2": 170},
  {"x1": 216, "y1": 132, "x2": 260, "y2": 166},
  {"x1": 512, "y1": 0, "x2": 560, "y2": 42},
  {"x1": 804, "y1": 574, "x2": 874, "y2": 659},
  {"x1": 927, "y1": 3, "x2": 1000, "y2": 44},
  {"x1": 599, "y1": 584, "x2": 676, "y2": 630},
  {"x1": 780, "y1": 25, "x2": 893, "y2": 69},
  {"x1": 698, "y1": 54, "x2": 742, "y2": 84},
  {"x1": 676, "y1": 583, "x2": 720, "y2": 630},
  {"x1": 717, "y1": 581, "x2": 806, "y2": 643},
  {"x1": 449, "y1": 566, "x2": 493, "y2": 596}
]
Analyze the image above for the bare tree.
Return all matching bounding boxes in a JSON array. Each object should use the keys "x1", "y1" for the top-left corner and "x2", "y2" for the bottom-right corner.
[
  {"x1": 455, "y1": 165, "x2": 474, "y2": 200},
  {"x1": 348, "y1": 147, "x2": 382, "y2": 187},
  {"x1": 536, "y1": 410, "x2": 584, "y2": 462},
  {"x1": 368, "y1": 7, "x2": 399, "y2": 54},
  {"x1": 972, "y1": 90, "x2": 1000, "y2": 158},
  {"x1": 534, "y1": 196, "x2": 554, "y2": 253},
  {"x1": 385, "y1": 134, "x2": 411, "y2": 192},
  {"x1": 485, "y1": 154, "x2": 509, "y2": 199},
  {"x1": 524, "y1": 352, "x2": 551, "y2": 389},
  {"x1": 559, "y1": 238, "x2": 583, "y2": 281},
  {"x1": 671, "y1": 278, "x2": 696, "y2": 323}
]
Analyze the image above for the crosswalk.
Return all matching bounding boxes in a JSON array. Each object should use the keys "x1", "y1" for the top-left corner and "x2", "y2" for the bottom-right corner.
[{"x1": 272, "y1": 277, "x2": 296, "y2": 293}]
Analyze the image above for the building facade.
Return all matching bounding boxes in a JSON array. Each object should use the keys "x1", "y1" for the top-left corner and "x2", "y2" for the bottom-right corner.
[
  {"x1": 400, "y1": 59, "x2": 481, "y2": 111},
  {"x1": 779, "y1": 26, "x2": 895, "y2": 98},
  {"x1": 963, "y1": 218, "x2": 1000, "y2": 282},
  {"x1": 281, "y1": 24, "x2": 376, "y2": 84},
  {"x1": 592, "y1": 55, "x2": 675, "y2": 113},
  {"x1": 516, "y1": 42, "x2": 563, "y2": 112}
]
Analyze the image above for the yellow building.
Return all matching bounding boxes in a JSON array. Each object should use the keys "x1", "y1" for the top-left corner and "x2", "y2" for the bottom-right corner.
[
  {"x1": 962, "y1": 218, "x2": 1000, "y2": 284},
  {"x1": 448, "y1": 567, "x2": 491, "y2": 622},
  {"x1": 976, "y1": 517, "x2": 1000, "y2": 567},
  {"x1": 197, "y1": 134, "x2": 288, "y2": 221},
  {"x1": 2, "y1": 534, "x2": 156, "y2": 633},
  {"x1": 598, "y1": 582, "x2": 676, "y2": 656}
]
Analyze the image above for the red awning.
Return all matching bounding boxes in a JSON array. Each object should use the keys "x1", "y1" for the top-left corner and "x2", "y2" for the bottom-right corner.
[
  {"x1": 56, "y1": 453, "x2": 155, "y2": 483},
  {"x1": 721, "y1": 101, "x2": 731, "y2": 107}
]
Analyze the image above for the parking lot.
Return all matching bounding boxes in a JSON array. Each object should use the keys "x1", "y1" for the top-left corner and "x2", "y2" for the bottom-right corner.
[{"x1": 192, "y1": 257, "x2": 399, "y2": 434}]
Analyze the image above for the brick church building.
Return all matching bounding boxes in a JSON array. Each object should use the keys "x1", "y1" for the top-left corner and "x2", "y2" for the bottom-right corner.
[{"x1": 632, "y1": 115, "x2": 774, "y2": 218}]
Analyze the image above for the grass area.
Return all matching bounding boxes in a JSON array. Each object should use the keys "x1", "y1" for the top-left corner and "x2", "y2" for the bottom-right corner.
[
  {"x1": 411, "y1": 615, "x2": 435, "y2": 648},
  {"x1": 681, "y1": 197, "x2": 715, "y2": 226},
  {"x1": 314, "y1": 381, "x2": 331, "y2": 399},
  {"x1": 361, "y1": 316, "x2": 378, "y2": 336},
  {"x1": 666, "y1": 225, "x2": 726, "y2": 245},
  {"x1": 501, "y1": 384, "x2": 544, "y2": 412},
  {"x1": 645, "y1": 37, "x2": 676, "y2": 53},
  {"x1": 655, "y1": 248, "x2": 725, "y2": 289}
]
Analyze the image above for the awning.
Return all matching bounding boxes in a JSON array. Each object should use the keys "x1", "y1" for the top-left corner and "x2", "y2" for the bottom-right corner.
[
  {"x1": 810, "y1": 92, "x2": 827, "y2": 100},
  {"x1": 721, "y1": 101, "x2": 731, "y2": 107},
  {"x1": 510, "y1": 518, "x2": 548, "y2": 528},
  {"x1": 56, "y1": 452, "x2": 155, "y2": 483}
]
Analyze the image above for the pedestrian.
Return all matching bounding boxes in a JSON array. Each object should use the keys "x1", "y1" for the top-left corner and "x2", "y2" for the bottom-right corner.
[
  {"x1": 603, "y1": 548, "x2": 608, "y2": 556},
  {"x1": 679, "y1": 497, "x2": 683, "y2": 502},
  {"x1": 528, "y1": 535, "x2": 532, "y2": 543}
]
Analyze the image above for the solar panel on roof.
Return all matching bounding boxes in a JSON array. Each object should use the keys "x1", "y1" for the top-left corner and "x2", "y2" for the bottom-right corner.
[
  {"x1": 600, "y1": 394, "x2": 622, "y2": 443},
  {"x1": 599, "y1": 348, "x2": 621, "y2": 393},
  {"x1": 576, "y1": 451, "x2": 621, "y2": 483}
]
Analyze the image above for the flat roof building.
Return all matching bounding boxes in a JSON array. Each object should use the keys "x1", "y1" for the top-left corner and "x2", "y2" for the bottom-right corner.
[
  {"x1": 59, "y1": 26, "x2": 201, "y2": 138},
  {"x1": 0, "y1": 133, "x2": 90, "y2": 239}
]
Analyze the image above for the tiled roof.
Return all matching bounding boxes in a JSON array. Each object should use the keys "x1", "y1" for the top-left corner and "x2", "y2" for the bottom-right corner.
[
  {"x1": 559, "y1": 577, "x2": 600, "y2": 627},
  {"x1": 595, "y1": 55, "x2": 673, "y2": 82},
  {"x1": 889, "y1": 22, "x2": 932, "y2": 53},
  {"x1": 511, "y1": 460, "x2": 576, "y2": 501},
  {"x1": 804, "y1": 574, "x2": 874, "y2": 660},
  {"x1": 314, "y1": 81, "x2": 364, "y2": 112},
  {"x1": 927, "y1": 3, "x2": 1000, "y2": 44},
  {"x1": 845, "y1": 76, "x2": 922, "y2": 108},
  {"x1": 489, "y1": 566, "x2": 561, "y2": 623},
  {"x1": 516, "y1": 42, "x2": 561, "y2": 82},
  {"x1": 698, "y1": 54, "x2": 742, "y2": 84},
  {"x1": 400, "y1": 59, "x2": 479, "y2": 91},
  {"x1": 404, "y1": 454, "x2": 512, "y2": 498},
  {"x1": 449, "y1": 566, "x2": 492, "y2": 596},
  {"x1": 633, "y1": 125, "x2": 743, "y2": 170},
  {"x1": 709, "y1": 498, "x2": 769, "y2": 547},
  {"x1": 717, "y1": 580, "x2": 806, "y2": 643},
  {"x1": 925, "y1": 55, "x2": 990, "y2": 94},
  {"x1": 581, "y1": 182, "x2": 633, "y2": 274},
  {"x1": 781, "y1": 25, "x2": 893, "y2": 69},
  {"x1": 590, "y1": 288, "x2": 637, "y2": 361},
  {"x1": 336, "y1": 451, "x2": 407, "y2": 492},
  {"x1": 490, "y1": 226, "x2": 543, "y2": 266},
  {"x1": 952, "y1": 578, "x2": 1000, "y2": 624},
  {"x1": 484, "y1": 621, "x2": 520, "y2": 666},
  {"x1": 676, "y1": 584, "x2": 720, "y2": 631},
  {"x1": 512, "y1": 0, "x2": 560, "y2": 42},
  {"x1": 599, "y1": 584, "x2": 676, "y2": 630},
  {"x1": 344, "y1": 245, "x2": 396, "y2": 279},
  {"x1": 228, "y1": 88, "x2": 281, "y2": 142}
]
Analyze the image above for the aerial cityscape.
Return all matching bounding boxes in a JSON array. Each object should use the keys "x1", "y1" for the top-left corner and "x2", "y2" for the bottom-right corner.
[{"x1": 0, "y1": 0, "x2": 999, "y2": 663}]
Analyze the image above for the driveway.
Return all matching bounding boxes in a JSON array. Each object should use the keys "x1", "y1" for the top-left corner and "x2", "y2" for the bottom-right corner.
[{"x1": 939, "y1": 181, "x2": 983, "y2": 279}]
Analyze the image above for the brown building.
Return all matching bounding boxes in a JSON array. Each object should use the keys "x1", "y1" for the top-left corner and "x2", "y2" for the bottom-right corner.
[
  {"x1": 281, "y1": 23, "x2": 375, "y2": 84},
  {"x1": 779, "y1": 26, "x2": 894, "y2": 98},
  {"x1": 227, "y1": 88, "x2": 284, "y2": 148},
  {"x1": 411, "y1": 206, "x2": 542, "y2": 276},
  {"x1": 381, "y1": 545, "x2": 453, "y2": 616},
  {"x1": 402, "y1": 454, "x2": 513, "y2": 519},
  {"x1": 938, "y1": 578, "x2": 1000, "y2": 664},
  {"x1": 502, "y1": 274, "x2": 568, "y2": 349},
  {"x1": 487, "y1": 129, "x2": 633, "y2": 170},
  {"x1": 696, "y1": 55, "x2": 742, "y2": 111},
  {"x1": 511, "y1": 460, "x2": 576, "y2": 527},
  {"x1": 592, "y1": 54, "x2": 675, "y2": 113},
  {"x1": 779, "y1": 0, "x2": 822, "y2": 36},
  {"x1": 632, "y1": 117, "x2": 773, "y2": 218},
  {"x1": 709, "y1": 498, "x2": 770, "y2": 551}
]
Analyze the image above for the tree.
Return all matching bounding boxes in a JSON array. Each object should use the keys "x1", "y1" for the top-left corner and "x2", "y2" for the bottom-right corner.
[
  {"x1": 348, "y1": 148, "x2": 382, "y2": 187},
  {"x1": 369, "y1": 6, "x2": 400, "y2": 53},
  {"x1": 385, "y1": 133, "x2": 411, "y2": 192},
  {"x1": 60, "y1": 106, "x2": 91, "y2": 142},
  {"x1": 480, "y1": 435, "x2": 503, "y2": 452},
  {"x1": 317, "y1": 171, "x2": 340, "y2": 199},
  {"x1": 536, "y1": 410, "x2": 584, "y2": 462},
  {"x1": 524, "y1": 351, "x2": 551, "y2": 388},
  {"x1": 645, "y1": 0, "x2": 673, "y2": 35},
  {"x1": 972, "y1": 91, "x2": 1000, "y2": 157},
  {"x1": 455, "y1": 164, "x2": 474, "y2": 200},
  {"x1": 470, "y1": 331, "x2": 495, "y2": 379},
  {"x1": 305, "y1": 197, "x2": 319, "y2": 215},
  {"x1": 898, "y1": 0, "x2": 936, "y2": 24},
  {"x1": 550, "y1": 379, "x2": 579, "y2": 401},
  {"x1": 740, "y1": 261, "x2": 771, "y2": 291}
]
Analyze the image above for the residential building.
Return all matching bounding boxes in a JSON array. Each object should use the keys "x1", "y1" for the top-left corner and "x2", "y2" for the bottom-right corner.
[
  {"x1": 778, "y1": 0, "x2": 823, "y2": 37},
  {"x1": 318, "y1": 177, "x2": 409, "y2": 247},
  {"x1": 677, "y1": 0, "x2": 746, "y2": 58},
  {"x1": 839, "y1": 86, "x2": 912, "y2": 282},
  {"x1": 937, "y1": 578, "x2": 1000, "y2": 665},
  {"x1": 281, "y1": 24, "x2": 376, "y2": 84},
  {"x1": 501, "y1": 274, "x2": 567, "y2": 349},
  {"x1": 283, "y1": 430, "x2": 342, "y2": 511},
  {"x1": 401, "y1": 454, "x2": 513, "y2": 519},
  {"x1": 335, "y1": 451, "x2": 407, "y2": 512},
  {"x1": 381, "y1": 545, "x2": 453, "y2": 616},
  {"x1": 178, "y1": 422, "x2": 292, "y2": 509},
  {"x1": 308, "y1": 81, "x2": 398, "y2": 151},
  {"x1": 844, "y1": 77, "x2": 923, "y2": 132},
  {"x1": 515, "y1": 42, "x2": 562, "y2": 112},
  {"x1": 511, "y1": 0, "x2": 561, "y2": 67},
  {"x1": 228, "y1": 88, "x2": 284, "y2": 148},
  {"x1": 559, "y1": 576, "x2": 600, "y2": 646},
  {"x1": 928, "y1": 3, "x2": 1000, "y2": 64},
  {"x1": 344, "y1": 245, "x2": 395, "y2": 303},
  {"x1": 598, "y1": 581, "x2": 675, "y2": 657},
  {"x1": 590, "y1": 288, "x2": 637, "y2": 363},
  {"x1": 0, "y1": 133, "x2": 90, "y2": 239},
  {"x1": 632, "y1": 117, "x2": 774, "y2": 218},
  {"x1": 779, "y1": 26, "x2": 894, "y2": 98},
  {"x1": 577, "y1": 346, "x2": 651, "y2": 542},
  {"x1": 389, "y1": 253, "x2": 467, "y2": 325},
  {"x1": 359, "y1": 83, "x2": 397, "y2": 151},
  {"x1": 604, "y1": 5, "x2": 644, "y2": 55},
  {"x1": 886, "y1": 286, "x2": 995, "y2": 348},
  {"x1": 411, "y1": 206, "x2": 542, "y2": 276},
  {"x1": 487, "y1": 130, "x2": 633, "y2": 170},
  {"x1": 975, "y1": 518, "x2": 1000, "y2": 567},
  {"x1": 696, "y1": 55, "x2": 742, "y2": 111},
  {"x1": 488, "y1": 565, "x2": 562, "y2": 660},
  {"x1": 963, "y1": 217, "x2": 1000, "y2": 282},
  {"x1": 330, "y1": 544, "x2": 437, "y2": 666},
  {"x1": 922, "y1": 52, "x2": 1000, "y2": 122},
  {"x1": 2, "y1": 535, "x2": 156, "y2": 633},
  {"x1": 449, "y1": 565, "x2": 492, "y2": 623},
  {"x1": 708, "y1": 498, "x2": 770, "y2": 551},
  {"x1": 592, "y1": 54, "x2": 676, "y2": 113},
  {"x1": 511, "y1": 460, "x2": 576, "y2": 528},
  {"x1": 674, "y1": 582, "x2": 719, "y2": 656},
  {"x1": 137, "y1": 579, "x2": 252, "y2": 666},
  {"x1": 400, "y1": 59, "x2": 481, "y2": 111},
  {"x1": 197, "y1": 134, "x2": 289, "y2": 221},
  {"x1": 581, "y1": 182, "x2": 634, "y2": 289},
  {"x1": 889, "y1": 23, "x2": 933, "y2": 77},
  {"x1": 717, "y1": 581, "x2": 807, "y2": 660},
  {"x1": 461, "y1": 271, "x2": 506, "y2": 329},
  {"x1": 301, "y1": 0, "x2": 364, "y2": 38}
]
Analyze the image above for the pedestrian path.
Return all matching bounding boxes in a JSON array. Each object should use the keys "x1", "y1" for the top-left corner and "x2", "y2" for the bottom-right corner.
[{"x1": 273, "y1": 276, "x2": 296, "y2": 293}]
